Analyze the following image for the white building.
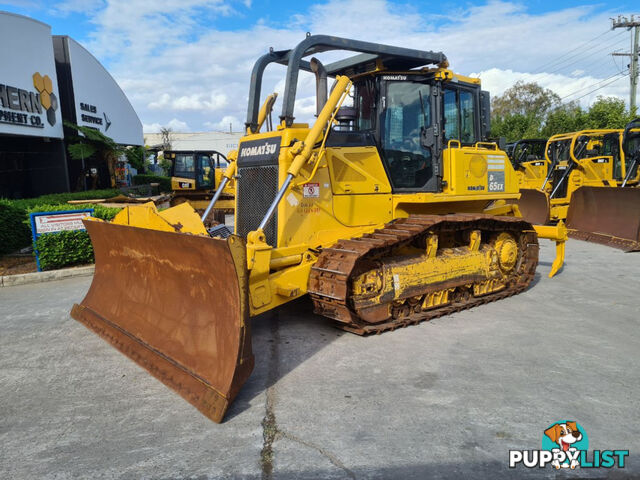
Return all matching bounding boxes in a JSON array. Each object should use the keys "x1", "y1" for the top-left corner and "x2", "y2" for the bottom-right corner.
[
  {"x1": 0, "y1": 11, "x2": 143, "y2": 197},
  {"x1": 144, "y1": 131, "x2": 243, "y2": 156}
]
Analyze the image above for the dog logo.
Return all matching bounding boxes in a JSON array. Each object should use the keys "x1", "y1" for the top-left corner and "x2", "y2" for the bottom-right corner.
[
  {"x1": 543, "y1": 421, "x2": 587, "y2": 469},
  {"x1": 510, "y1": 420, "x2": 628, "y2": 469}
]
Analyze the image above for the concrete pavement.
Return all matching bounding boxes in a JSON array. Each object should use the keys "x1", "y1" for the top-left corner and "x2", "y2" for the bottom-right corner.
[{"x1": 0, "y1": 239, "x2": 638, "y2": 479}]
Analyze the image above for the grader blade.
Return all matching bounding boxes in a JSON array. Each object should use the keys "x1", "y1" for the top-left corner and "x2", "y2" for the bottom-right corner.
[
  {"x1": 566, "y1": 186, "x2": 640, "y2": 251},
  {"x1": 70, "y1": 220, "x2": 253, "y2": 423},
  {"x1": 517, "y1": 189, "x2": 550, "y2": 225}
]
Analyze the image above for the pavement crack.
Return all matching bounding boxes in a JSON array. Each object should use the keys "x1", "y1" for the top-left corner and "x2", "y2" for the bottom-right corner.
[
  {"x1": 259, "y1": 313, "x2": 354, "y2": 480},
  {"x1": 260, "y1": 315, "x2": 280, "y2": 480},
  {"x1": 279, "y1": 430, "x2": 357, "y2": 480}
]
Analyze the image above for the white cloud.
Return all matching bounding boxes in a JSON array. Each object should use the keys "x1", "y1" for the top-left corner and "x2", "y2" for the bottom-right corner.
[
  {"x1": 148, "y1": 93, "x2": 229, "y2": 111},
  {"x1": 73, "y1": 0, "x2": 629, "y2": 133},
  {"x1": 473, "y1": 68, "x2": 628, "y2": 106},
  {"x1": 48, "y1": 0, "x2": 106, "y2": 16},
  {"x1": 142, "y1": 118, "x2": 190, "y2": 133},
  {"x1": 204, "y1": 115, "x2": 242, "y2": 133}
]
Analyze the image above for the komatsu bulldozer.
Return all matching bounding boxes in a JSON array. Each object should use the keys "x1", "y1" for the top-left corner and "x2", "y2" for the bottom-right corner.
[
  {"x1": 516, "y1": 122, "x2": 640, "y2": 249},
  {"x1": 71, "y1": 35, "x2": 567, "y2": 423},
  {"x1": 565, "y1": 119, "x2": 640, "y2": 250},
  {"x1": 166, "y1": 149, "x2": 235, "y2": 223}
]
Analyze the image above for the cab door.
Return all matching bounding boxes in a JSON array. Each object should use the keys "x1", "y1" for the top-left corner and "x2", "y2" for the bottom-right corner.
[{"x1": 195, "y1": 153, "x2": 215, "y2": 189}]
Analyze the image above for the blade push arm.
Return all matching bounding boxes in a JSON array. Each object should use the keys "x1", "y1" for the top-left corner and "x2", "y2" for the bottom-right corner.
[{"x1": 256, "y1": 75, "x2": 353, "y2": 233}]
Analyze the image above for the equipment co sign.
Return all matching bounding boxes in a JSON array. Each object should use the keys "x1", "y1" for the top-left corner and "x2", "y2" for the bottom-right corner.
[
  {"x1": 33, "y1": 211, "x2": 91, "y2": 234},
  {"x1": 0, "y1": 12, "x2": 63, "y2": 138}
]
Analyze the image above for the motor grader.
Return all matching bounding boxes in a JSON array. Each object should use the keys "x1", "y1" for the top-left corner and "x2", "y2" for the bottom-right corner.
[
  {"x1": 71, "y1": 35, "x2": 567, "y2": 423},
  {"x1": 516, "y1": 122, "x2": 640, "y2": 249}
]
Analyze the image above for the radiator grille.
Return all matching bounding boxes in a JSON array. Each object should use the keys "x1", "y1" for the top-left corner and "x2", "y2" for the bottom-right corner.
[{"x1": 236, "y1": 164, "x2": 279, "y2": 245}]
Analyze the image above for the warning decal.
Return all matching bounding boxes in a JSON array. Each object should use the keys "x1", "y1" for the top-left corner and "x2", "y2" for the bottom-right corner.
[{"x1": 303, "y1": 183, "x2": 320, "y2": 198}]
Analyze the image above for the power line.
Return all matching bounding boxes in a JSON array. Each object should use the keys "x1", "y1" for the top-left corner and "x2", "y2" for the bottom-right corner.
[
  {"x1": 543, "y1": 32, "x2": 627, "y2": 76},
  {"x1": 566, "y1": 72, "x2": 629, "y2": 103},
  {"x1": 559, "y1": 71, "x2": 628, "y2": 100},
  {"x1": 531, "y1": 29, "x2": 614, "y2": 73},
  {"x1": 611, "y1": 15, "x2": 640, "y2": 111}
]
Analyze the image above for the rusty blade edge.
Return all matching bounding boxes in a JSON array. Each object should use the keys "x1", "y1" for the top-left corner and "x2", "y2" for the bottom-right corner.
[
  {"x1": 71, "y1": 303, "x2": 232, "y2": 423},
  {"x1": 568, "y1": 230, "x2": 640, "y2": 252}
]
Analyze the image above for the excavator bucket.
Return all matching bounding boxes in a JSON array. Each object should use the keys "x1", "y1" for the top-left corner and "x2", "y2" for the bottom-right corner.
[
  {"x1": 517, "y1": 189, "x2": 550, "y2": 225},
  {"x1": 71, "y1": 219, "x2": 253, "y2": 423},
  {"x1": 566, "y1": 186, "x2": 640, "y2": 251}
]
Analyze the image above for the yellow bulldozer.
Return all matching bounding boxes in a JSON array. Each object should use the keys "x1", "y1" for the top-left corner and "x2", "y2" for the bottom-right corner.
[
  {"x1": 165, "y1": 149, "x2": 235, "y2": 223},
  {"x1": 516, "y1": 122, "x2": 640, "y2": 250},
  {"x1": 71, "y1": 35, "x2": 568, "y2": 423}
]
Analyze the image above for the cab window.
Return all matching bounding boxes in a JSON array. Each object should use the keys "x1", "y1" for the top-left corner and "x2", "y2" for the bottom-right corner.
[
  {"x1": 548, "y1": 140, "x2": 571, "y2": 163},
  {"x1": 601, "y1": 134, "x2": 622, "y2": 180},
  {"x1": 380, "y1": 81, "x2": 433, "y2": 189},
  {"x1": 355, "y1": 78, "x2": 376, "y2": 131},
  {"x1": 197, "y1": 154, "x2": 214, "y2": 188},
  {"x1": 174, "y1": 154, "x2": 195, "y2": 178},
  {"x1": 443, "y1": 88, "x2": 477, "y2": 144}
]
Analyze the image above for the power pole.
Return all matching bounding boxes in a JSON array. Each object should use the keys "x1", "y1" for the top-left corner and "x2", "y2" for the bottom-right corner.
[{"x1": 611, "y1": 15, "x2": 640, "y2": 113}]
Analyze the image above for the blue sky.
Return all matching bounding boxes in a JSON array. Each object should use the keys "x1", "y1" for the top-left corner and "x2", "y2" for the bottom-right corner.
[{"x1": 0, "y1": 0, "x2": 631, "y2": 133}]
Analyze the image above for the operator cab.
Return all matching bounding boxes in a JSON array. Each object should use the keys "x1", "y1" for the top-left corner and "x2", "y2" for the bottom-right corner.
[
  {"x1": 168, "y1": 150, "x2": 228, "y2": 189},
  {"x1": 347, "y1": 72, "x2": 485, "y2": 192},
  {"x1": 245, "y1": 36, "x2": 490, "y2": 195}
]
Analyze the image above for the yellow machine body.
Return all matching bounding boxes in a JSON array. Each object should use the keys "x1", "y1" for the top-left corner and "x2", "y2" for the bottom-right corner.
[
  {"x1": 546, "y1": 130, "x2": 622, "y2": 221},
  {"x1": 513, "y1": 127, "x2": 640, "y2": 249},
  {"x1": 235, "y1": 125, "x2": 550, "y2": 316},
  {"x1": 71, "y1": 36, "x2": 568, "y2": 423}
]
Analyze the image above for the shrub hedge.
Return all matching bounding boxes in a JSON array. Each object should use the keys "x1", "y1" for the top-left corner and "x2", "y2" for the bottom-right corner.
[
  {"x1": 132, "y1": 174, "x2": 172, "y2": 192},
  {"x1": 28, "y1": 203, "x2": 122, "y2": 271},
  {"x1": 8, "y1": 188, "x2": 120, "y2": 211},
  {"x1": 0, "y1": 200, "x2": 32, "y2": 255},
  {"x1": 35, "y1": 230, "x2": 94, "y2": 271},
  {"x1": 1, "y1": 190, "x2": 123, "y2": 270}
]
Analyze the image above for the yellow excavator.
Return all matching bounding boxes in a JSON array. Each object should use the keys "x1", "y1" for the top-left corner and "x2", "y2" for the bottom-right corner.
[
  {"x1": 516, "y1": 123, "x2": 640, "y2": 249},
  {"x1": 71, "y1": 35, "x2": 567, "y2": 423},
  {"x1": 166, "y1": 150, "x2": 235, "y2": 223}
]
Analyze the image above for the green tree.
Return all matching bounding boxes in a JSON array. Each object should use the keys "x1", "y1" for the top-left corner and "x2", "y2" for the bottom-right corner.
[
  {"x1": 540, "y1": 102, "x2": 585, "y2": 137},
  {"x1": 492, "y1": 81, "x2": 561, "y2": 118},
  {"x1": 491, "y1": 113, "x2": 541, "y2": 142},
  {"x1": 585, "y1": 97, "x2": 633, "y2": 129},
  {"x1": 125, "y1": 146, "x2": 148, "y2": 173},
  {"x1": 491, "y1": 81, "x2": 562, "y2": 141},
  {"x1": 65, "y1": 121, "x2": 125, "y2": 189},
  {"x1": 491, "y1": 80, "x2": 634, "y2": 141}
]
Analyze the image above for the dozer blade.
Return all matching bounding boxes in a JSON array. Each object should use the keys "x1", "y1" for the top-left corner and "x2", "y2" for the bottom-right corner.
[
  {"x1": 517, "y1": 189, "x2": 550, "y2": 225},
  {"x1": 566, "y1": 186, "x2": 640, "y2": 251},
  {"x1": 71, "y1": 220, "x2": 253, "y2": 423}
]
